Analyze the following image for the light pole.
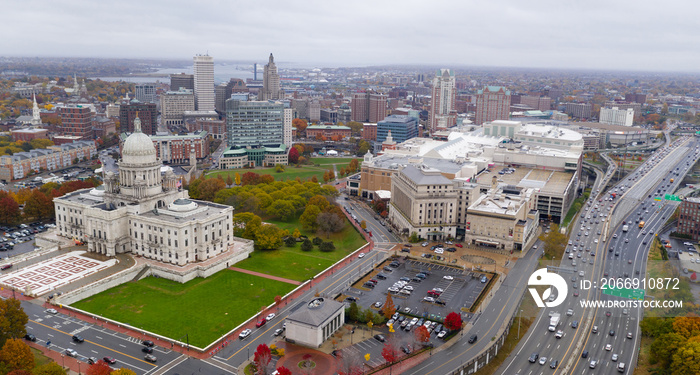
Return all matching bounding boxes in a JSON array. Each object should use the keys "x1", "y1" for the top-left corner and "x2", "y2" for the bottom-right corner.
[
  {"x1": 61, "y1": 354, "x2": 65, "y2": 369},
  {"x1": 78, "y1": 361, "x2": 81, "y2": 375},
  {"x1": 517, "y1": 309, "x2": 523, "y2": 339}
]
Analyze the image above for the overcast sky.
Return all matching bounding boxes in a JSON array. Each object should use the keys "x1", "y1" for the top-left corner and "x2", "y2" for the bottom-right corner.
[{"x1": 4, "y1": 0, "x2": 700, "y2": 72}]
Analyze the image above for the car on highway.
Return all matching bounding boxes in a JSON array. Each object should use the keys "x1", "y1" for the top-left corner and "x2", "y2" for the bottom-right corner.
[
  {"x1": 609, "y1": 329, "x2": 616, "y2": 336},
  {"x1": 72, "y1": 335, "x2": 84, "y2": 343},
  {"x1": 239, "y1": 329, "x2": 252, "y2": 339},
  {"x1": 45, "y1": 308, "x2": 57, "y2": 314},
  {"x1": 24, "y1": 334, "x2": 36, "y2": 342},
  {"x1": 266, "y1": 313, "x2": 276, "y2": 321},
  {"x1": 612, "y1": 353, "x2": 619, "y2": 362},
  {"x1": 103, "y1": 356, "x2": 117, "y2": 365},
  {"x1": 571, "y1": 320, "x2": 578, "y2": 329},
  {"x1": 144, "y1": 354, "x2": 157, "y2": 362},
  {"x1": 605, "y1": 344, "x2": 612, "y2": 351},
  {"x1": 589, "y1": 359, "x2": 597, "y2": 369},
  {"x1": 627, "y1": 332, "x2": 633, "y2": 339},
  {"x1": 592, "y1": 326, "x2": 598, "y2": 334},
  {"x1": 538, "y1": 356, "x2": 548, "y2": 365},
  {"x1": 528, "y1": 353, "x2": 539, "y2": 363},
  {"x1": 555, "y1": 330, "x2": 563, "y2": 339},
  {"x1": 549, "y1": 359, "x2": 558, "y2": 369}
]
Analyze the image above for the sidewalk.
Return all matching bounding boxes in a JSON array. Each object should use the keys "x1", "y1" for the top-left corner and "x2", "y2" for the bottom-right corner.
[{"x1": 228, "y1": 267, "x2": 302, "y2": 285}]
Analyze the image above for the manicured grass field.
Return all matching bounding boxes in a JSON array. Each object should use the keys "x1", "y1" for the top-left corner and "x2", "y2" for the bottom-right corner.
[
  {"x1": 235, "y1": 216, "x2": 367, "y2": 281},
  {"x1": 72, "y1": 270, "x2": 295, "y2": 348},
  {"x1": 206, "y1": 157, "x2": 356, "y2": 182}
]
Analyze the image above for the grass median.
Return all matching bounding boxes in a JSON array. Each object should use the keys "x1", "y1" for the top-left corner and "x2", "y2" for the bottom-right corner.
[{"x1": 72, "y1": 270, "x2": 296, "y2": 348}]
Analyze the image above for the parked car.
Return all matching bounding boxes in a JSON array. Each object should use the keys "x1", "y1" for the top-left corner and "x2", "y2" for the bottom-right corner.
[
  {"x1": 144, "y1": 354, "x2": 157, "y2": 362},
  {"x1": 239, "y1": 329, "x2": 252, "y2": 339},
  {"x1": 256, "y1": 318, "x2": 267, "y2": 328},
  {"x1": 374, "y1": 334, "x2": 386, "y2": 342},
  {"x1": 65, "y1": 348, "x2": 78, "y2": 357}
]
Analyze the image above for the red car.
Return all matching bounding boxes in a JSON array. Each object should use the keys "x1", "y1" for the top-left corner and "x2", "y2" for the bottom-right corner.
[
  {"x1": 103, "y1": 357, "x2": 116, "y2": 365},
  {"x1": 455, "y1": 244, "x2": 463, "y2": 248},
  {"x1": 255, "y1": 318, "x2": 266, "y2": 328}
]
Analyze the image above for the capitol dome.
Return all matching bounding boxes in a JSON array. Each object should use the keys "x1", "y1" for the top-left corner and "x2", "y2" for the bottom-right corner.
[{"x1": 122, "y1": 116, "x2": 157, "y2": 164}]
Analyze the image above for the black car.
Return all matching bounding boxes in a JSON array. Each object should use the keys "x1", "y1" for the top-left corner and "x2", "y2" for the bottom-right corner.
[
  {"x1": 401, "y1": 345, "x2": 412, "y2": 354},
  {"x1": 24, "y1": 334, "x2": 36, "y2": 342},
  {"x1": 72, "y1": 335, "x2": 84, "y2": 343},
  {"x1": 529, "y1": 353, "x2": 539, "y2": 363},
  {"x1": 374, "y1": 334, "x2": 386, "y2": 342},
  {"x1": 142, "y1": 340, "x2": 154, "y2": 347},
  {"x1": 376, "y1": 273, "x2": 387, "y2": 280},
  {"x1": 581, "y1": 350, "x2": 589, "y2": 358},
  {"x1": 609, "y1": 330, "x2": 615, "y2": 336},
  {"x1": 468, "y1": 334, "x2": 478, "y2": 344},
  {"x1": 142, "y1": 347, "x2": 153, "y2": 353}
]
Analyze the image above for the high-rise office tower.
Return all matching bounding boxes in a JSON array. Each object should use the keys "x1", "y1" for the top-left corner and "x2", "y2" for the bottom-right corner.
[
  {"x1": 260, "y1": 54, "x2": 283, "y2": 100},
  {"x1": 428, "y1": 69, "x2": 456, "y2": 133},
  {"x1": 225, "y1": 99, "x2": 284, "y2": 148},
  {"x1": 170, "y1": 73, "x2": 194, "y2": 92},
  {"x1": 351, "y1": 92, "x2": 387, "y2": 122},
  {"x1": 193, "y1": 54, "x2": 215, "y2": 111},
  {"x1": 475, "y1": 86, "x2": 511, "y2": 125},
  {"x1": 134, "y1": 83, "x2": 157, "y2": 103},
  {"x1": 119, "y1": 101, "x2": 158, "y2": 135},
  {"x1": 215, "y1": 78, "x2": 248, "y2": 113}
]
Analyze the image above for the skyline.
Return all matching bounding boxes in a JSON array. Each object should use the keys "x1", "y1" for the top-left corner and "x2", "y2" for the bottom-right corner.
[{"x1": 4, "y1": 0, "x2": 700, "y2": 73}]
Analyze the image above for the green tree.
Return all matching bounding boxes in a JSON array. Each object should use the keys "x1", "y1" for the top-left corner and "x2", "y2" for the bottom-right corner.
[
  {"x1": 308, "y1": 195, "x2": 330, "y2": 211},
  {"x1": 319, "y1": 241, "x2": 335, "y2": 252},
  {"x1": 357, "y1": 140, "x2": 370, "y2": 156},
  {"x1": 0, "y1": 339, "x2": 33, "y2": 373},
  {"x1": 299, "y1": 205, "x2": 321, "y2": 232},
  {"x1": 650, "y1": 332, "x2": 684, "y2": 367},
  {"x1": 408, "y1": 232, "x2": 420, "y2": 243},
  {"x1": 300, "y1": 239, "x2": 313, "y2": 251},
  {"x1": 348, "y1": 302, "x2": 360, "y2": 321},
  {"x1": 232, "y1": 212, "x2": 262, "y2": 239},
  {"x1": 284, "y1": 236, "x2": 296, "y2": 247},
  {"x1": 254, "y1": 225, "x2": 283, "y2": 250},
  {"x1": 312, "y1": 237, "x2": 323, "y2": 246},
  {"x1": 266, "y1": 200, "x2": 295, "y2": 222},
  {"x1": 0, "y1": 298, "x2": 28, "y2": 347},
  {"x1": 34, "y1": 362, "x2": 67, "y2": 375},
  {"x1": 275, "y1": 164, "x2": 285, "y2": 173}
]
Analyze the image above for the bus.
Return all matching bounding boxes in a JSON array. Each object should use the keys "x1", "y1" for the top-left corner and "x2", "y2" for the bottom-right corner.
[{"x1": 639, "y1": 221, "x2": 645, "y2": 228}]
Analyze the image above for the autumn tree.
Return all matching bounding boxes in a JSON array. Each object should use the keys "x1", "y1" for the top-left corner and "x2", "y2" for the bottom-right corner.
[
  {"x1": 6, "y1": 370, "x2": 33, "y2": 375},
  {"x1": 33, "y1": 362, "x2": 65, "y2": 375},
  {"x1": 649, "y1": 332, "x2": 684, "y2": 367},
  {"x1": 308, "y1": 195, "x2": 330, "y2": 211},
  {"x1": 311, "y1": 175, "x2": 318, "y2": 183},
  {"x1": 357, "y1": 140, "x2": 370, "y2": 156},
  {"x1": 232, "y1": 212, "x2": 262, "y2": 239},
  {"x1": 444, "y1": 312, "x2": 463, "y2": 331},
  {"x1": 347, "y1": 159, "x2": 359, "y2": 174},
  {"x1": 0, "y1": 339, "x2": 33, "y2": 373},
  {"x1": 539, "y1": 224, "x2": 566, "y2": 260},
  {"x1": 0, "y1": 298, "x2": 28, "y2": 347},
  {"x1": 671, "y1": 340, "x2": 700, "y2": 375},
  {"x1": 414, "y1": 325, "x2": 431, "y2": 347},
  {"x1": 317, "y1": 212, "x2": 345, "y2": 238},
  {"x1": 360, "y1": 220, "x2": 367, "y2": 229},
  {"x1": 292, "y1": 228, "x2": 301, "y2": 239},
  {"x1": 381, "y1": 340, "x2": 400, "y2": 365},
  {"x1": 86, "y1": 360, "x2": 112, "y2": 375},
  {"x1": 254, "y1": 344, "x2": 273, "y2": 375},
  {"x1": 292, "y1": 118, "x2": 308, "y2": 133},
  {"x1": 111, "y1": 369, "x2": 137, "y2": 375},
  {"x1": 383, "y1": 293, "x2": 396, "y2": 320},
  {"x1": 197, "y1": 178, "x2": 227, "y2": 201},
  {"x1": 671, "y1": 316, "x2": 700, "y2": 339},
  {"x1": 0, "y1": 191, "x2": 20, "y2": 225},
  {"x1": 300, "y1": 205, "x2": 322, "y2": 232},
  {"x1": 255, "y1": 225, "x2": 284, "y2": 250},
  {"x1": 266, "y1": 200, "x2": 296, "y2": 222},
  {"x1": 276, "y1": 366, "x2": 292, "y2": 375},
  {"x1": 288, "y1": 147, "x2": 299, "y2": 164},
  {"x1": 225, "y1": 175, "x2": 233, "y2": 187},
  {"x1": 336, "y1": 350, "x2": 363, "y2": 375},
  {"x1": 234, "y1": 172, "x2": 241, "y2": 185}
]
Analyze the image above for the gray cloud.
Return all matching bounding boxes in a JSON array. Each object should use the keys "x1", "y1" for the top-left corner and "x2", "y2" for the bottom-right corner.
[{"x1": 3, "y1": 0, "x2": 700, "y2": 71}]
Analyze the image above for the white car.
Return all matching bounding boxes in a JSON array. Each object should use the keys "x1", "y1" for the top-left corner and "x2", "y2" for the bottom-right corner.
[
  {"x1": 403, "y1": 285, "x2": 414, "y2": 291},
  {"x1": 239, "y1": 329, "x2": 252, "y2": 339},
  {"x1": 65, "y1": 348, "x2": 78, "y2": 357},
  {"x1": 358, "y1": 253, "x2": 366, "y2": 258},
  {"x1": 434, "y1": 249, "x2": 444, "y2": 254},
  {"x1": 45, "y1": 308, "x2": 58, "y2": 314},
  {"x1": 443, "y1": 275, "x2": 454, "y2": 281},
  {"x1": 605, "y1": 344, "x2": 612, "y2": 351},
  {"x1": 266, "y1": 313, "x2": 276, "y2": 321},
  {"x1": 437, "y1": 330, "x2": 447, "y2": 339}
]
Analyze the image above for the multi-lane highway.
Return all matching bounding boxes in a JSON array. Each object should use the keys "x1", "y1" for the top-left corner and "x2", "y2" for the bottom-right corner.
[{"x1": 496, "y1": 134, "x2": 698, "y2": 375}]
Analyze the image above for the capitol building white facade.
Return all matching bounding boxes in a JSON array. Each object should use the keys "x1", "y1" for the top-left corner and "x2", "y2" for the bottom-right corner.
[{"x1": 54, "y1": 116, "x2": 243, "y2": 266}]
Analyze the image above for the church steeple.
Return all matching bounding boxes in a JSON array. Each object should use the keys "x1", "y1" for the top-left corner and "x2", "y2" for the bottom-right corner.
[{"x1": 31, "y1": 94, "x2": 41, "y2": 125}]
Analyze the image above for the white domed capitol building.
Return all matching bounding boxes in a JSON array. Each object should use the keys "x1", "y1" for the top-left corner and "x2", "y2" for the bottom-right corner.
[{"x1": 53, "y1": 116, "x2": 251, "y2": 267}]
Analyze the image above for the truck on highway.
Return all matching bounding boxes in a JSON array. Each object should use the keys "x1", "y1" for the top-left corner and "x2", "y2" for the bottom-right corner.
[
  {"x1": 622, "y1": 224, "x2": 629, "y2": 232},
  {"x1": 549, "y1": 313, "x2": 561, "y2": 332},
  {"x1": 670, "y1": 178, "x2": 675, "y2": 183},
  {"x1": 639, "y1": 221, "x2": 645, "y2": 228}
]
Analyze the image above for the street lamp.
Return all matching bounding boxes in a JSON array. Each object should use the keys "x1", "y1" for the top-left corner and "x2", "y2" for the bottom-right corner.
[
  {"x1": 61, "y1": 354, "x2": 65, "y2": 369},
  {"x1": 518, "y1": 309, "x2": 523, "y2": 339},
  {"x1": 78, "y1": 361, "x2": 81, "y2": 375}
]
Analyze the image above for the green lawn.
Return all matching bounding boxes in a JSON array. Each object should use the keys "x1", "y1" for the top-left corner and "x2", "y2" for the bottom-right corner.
[
  {"x1": 235, "y1": 216, "x2": 367, "y2": 281},
  {"x1": 206, "y1": 157, "x2": 356, "y2": 182},
  {"x1": 72, "y1": 271, "x2": 295, "y2": 348}
]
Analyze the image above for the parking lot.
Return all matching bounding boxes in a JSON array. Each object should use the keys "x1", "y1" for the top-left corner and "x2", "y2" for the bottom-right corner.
[
  {"x1": 343, "y1": 257, "x2": 492, "y2": 323},
  {"x1": 0, "y1": 223, "x2": 52, "y2": 261}
]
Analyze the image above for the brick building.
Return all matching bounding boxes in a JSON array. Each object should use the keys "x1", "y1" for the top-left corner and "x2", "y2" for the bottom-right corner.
[
  {"x1": 119, "y1": 101, "x2": 158, "y2": 135},
  {"x1": 475, "y1": 86, "x2": 511, "y2": 125},
  {"x1": 306, "y1": 125, "x2": 351, "y2": 140},
  {"x1": 119, "y1": 131, "x2": 210, "y2": 165},
  {"x1": 0, "y1": 140, "x2": 96, "y2": 182},
  {"x1": 58, "y1": 105, "x2": 94, "y2": 139},
  {"x1": 10, "y1": 128, "x2": 49, "y2": 142}
]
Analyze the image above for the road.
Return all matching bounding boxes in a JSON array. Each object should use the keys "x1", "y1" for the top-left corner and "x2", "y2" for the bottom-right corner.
[{"x1": 495, "y1": 134, "x2": 698, "y2": 375}]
